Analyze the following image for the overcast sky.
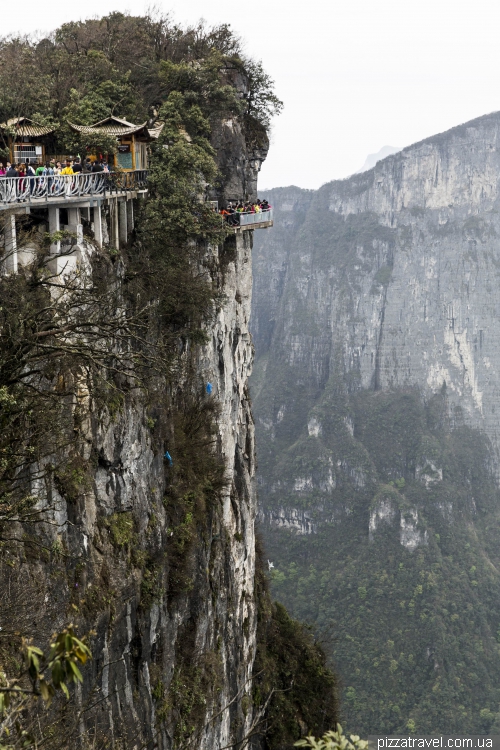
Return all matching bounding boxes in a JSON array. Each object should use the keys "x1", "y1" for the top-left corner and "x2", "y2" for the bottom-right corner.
[{"x1": 6, "y1": 0, "x2": 500, "y2": 189}]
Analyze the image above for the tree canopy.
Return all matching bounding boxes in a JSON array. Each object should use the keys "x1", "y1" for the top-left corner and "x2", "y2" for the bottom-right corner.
[{"x1": 0, "y1": 12, "x2": 282, "y2": 157}]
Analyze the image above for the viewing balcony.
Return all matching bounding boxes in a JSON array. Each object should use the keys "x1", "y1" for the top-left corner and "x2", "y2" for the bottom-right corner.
[
  {"x1": 225, "y1": 208, "x2": 273, "y2": 231},
  {"x1": 0, "y1": 170, "x2": 148, "y2": 210},
  {"x1": 0, "y1": 172, "x2": 272, "y2": 277}
]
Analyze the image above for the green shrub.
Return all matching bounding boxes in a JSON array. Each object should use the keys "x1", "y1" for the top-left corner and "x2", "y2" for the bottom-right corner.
[{"x1": 295, "y1": 725, "x2": 368, "y2": 750}]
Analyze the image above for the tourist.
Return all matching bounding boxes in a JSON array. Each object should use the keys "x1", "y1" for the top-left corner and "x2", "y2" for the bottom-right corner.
[
  {"x1": 83, "y1": 158, "x2": 93, "y2": 173},
  {"x1": 35, "y1": 162, "x2": 45, "y2": 176},
  {"x1": 26, "y1": 160, "x2": 36, "y2": 194},
  {"x1": 43, "y1": 161, "x2": 54, "y2": 193},
  {"x1": 60, "y1": 160, "x2": 73, "y2": 175},
  {"x1": 228, "y1": 204, "x2": 240, "y2": 226},
  {"x1": 4, "y1": 163, "x2": 18, "y2": 202},
  {"x1": 54, "y1": 161, "x2": 62, "y2": 175},
  {"x1": 73, "y1": 157, "x2": 83, "y2": 174},
  {"x1": 0, "y1": 164, "x2": 5, "y2": 176},
  {"x1": 17, "y1": 164, "x2": 26, "y2": 194}
]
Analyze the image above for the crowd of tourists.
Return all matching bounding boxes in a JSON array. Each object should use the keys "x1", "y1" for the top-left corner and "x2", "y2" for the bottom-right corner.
[
  {"x1": 0, "y1": 157, "x2": 110, "y2": 178},
  {"x1": 220, "y1": 199, "x2": 271, "y2": 226},
  {"x1": 0, "y1": 157, "x2": 116, "y2": 201}
]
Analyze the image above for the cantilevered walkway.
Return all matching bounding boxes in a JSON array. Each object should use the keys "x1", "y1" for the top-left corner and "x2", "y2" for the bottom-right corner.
[
  {"x1": 0, "y1": 171, "x2": 273, "y2": 273},
  {"x1": 230, "y1": 209, "x2": 274, "y2": 231},
  {"x1": 0, "y1": 170, "x2": 147, "y2": 273},
  {"x1": 0, "y1": 170, "x2": 148, "y2": 208}
]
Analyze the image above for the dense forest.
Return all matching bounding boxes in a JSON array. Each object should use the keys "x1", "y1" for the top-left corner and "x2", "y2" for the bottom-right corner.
[
  {"x1": 261, "y1": 387, "x2": 500, "y2": 734},
  {"x1": 0, "y1": 11, "x2": 281, "y2": 159}
]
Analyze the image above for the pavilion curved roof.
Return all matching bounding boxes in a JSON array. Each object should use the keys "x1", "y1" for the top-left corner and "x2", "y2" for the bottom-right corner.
[
  {"x1": 148, "y1": 121, "x2": 165, "y2": 139},
  {"x1": 68, "y1": 116, "x2": 150, "y2": 138},
  {"x1": 1, "y1": 117, "x2": 56, "y2": 137}
]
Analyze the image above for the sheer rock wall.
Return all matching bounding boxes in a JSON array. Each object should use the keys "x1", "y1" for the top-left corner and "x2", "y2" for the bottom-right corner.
[{"x1": 253, "y1": 111, "x2": 500, "y2": 469}]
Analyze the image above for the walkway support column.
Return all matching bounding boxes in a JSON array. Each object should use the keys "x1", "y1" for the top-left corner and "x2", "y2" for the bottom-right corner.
[
  {"x1": 93, "y1": 204, "x2": 103, "y2": 248},
  {"x1": 119, "y1": 200, "x2": 127, "y2": 245},
  {"x1": 48, "y1": 207, "x2": 60, "y2": 254},
  {"x1": 127, "y1": 198, "x2": 134, "y2": 234},
  {"x1": 110, "y1": 198, "x2": 119, "y2": 250},
  {"x1": 67, "y1": 207, "x2": 83, "y2": 244},
  {"x1": 4, "y1": 214, "x2": 18, "y2": 274}
]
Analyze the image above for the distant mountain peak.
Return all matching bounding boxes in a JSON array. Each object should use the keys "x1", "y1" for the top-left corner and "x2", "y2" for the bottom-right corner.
[{"x1": 355, "y1": 145, "x2": 402, "y2": 173}]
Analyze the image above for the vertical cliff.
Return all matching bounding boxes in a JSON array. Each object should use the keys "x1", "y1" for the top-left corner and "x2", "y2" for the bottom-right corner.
[
  {"x1": 80, "y1": 227, "x2": 259, "y2": 750},
  {"x1": 251, "y1": 112, "x2": 500, "y2": 734},
  {"x1": 0, "y1": 16, "x2": 341, "y2": 749},
  {"x1": 0, "y1": 124, "x2": 263, "y2": 750}
]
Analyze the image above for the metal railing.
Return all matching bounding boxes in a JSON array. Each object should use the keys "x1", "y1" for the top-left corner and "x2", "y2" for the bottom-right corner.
[
  {"x1": 225, "y1": 208, "x2": 273, "y2": 227},
  {"x1": 0, "y1": 170, "x2": 148, "y2": 206}
]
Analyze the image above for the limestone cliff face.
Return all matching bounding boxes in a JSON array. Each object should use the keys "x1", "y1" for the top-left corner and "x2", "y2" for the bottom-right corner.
[
  {"x1": 211, "y1": 118, "x2": 269, "y2": 204},
  {"x1": 26, "y1": 227, "x2": 257, "y2": 749},
  {"x1": 90, "y1": 231, "x2": 256, "y2": 749}
]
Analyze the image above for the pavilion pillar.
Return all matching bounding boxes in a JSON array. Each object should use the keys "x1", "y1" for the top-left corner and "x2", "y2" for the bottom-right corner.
[
  {"x1": 4, "y1": 214, "x2": 18, "y2": 274},
  {"x1": 48, "y1": 206, "x2": 60, "y2": 254},
  {"x1": 93, "y1": 204, "x2": 103, "y2": 248},
  {"x1": 119, "y1": 200, "x2": 127, "y2": 245}
]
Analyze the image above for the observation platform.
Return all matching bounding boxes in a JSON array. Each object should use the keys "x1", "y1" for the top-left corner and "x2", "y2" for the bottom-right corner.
[
  {"x1": 224, "y1": 208, "x2": 273, "y2": 232},
  {"x1": 0, "y1": 172, "x2": 273, "y2": 275}
]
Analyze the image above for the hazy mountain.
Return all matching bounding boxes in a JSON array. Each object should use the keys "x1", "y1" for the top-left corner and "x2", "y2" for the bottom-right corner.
[{"x1": 355, "y1": 144, "x2": 402, "y2": 173}]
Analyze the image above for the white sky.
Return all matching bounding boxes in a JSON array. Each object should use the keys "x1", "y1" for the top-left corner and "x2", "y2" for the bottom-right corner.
[{"x1": 6, "y1": 0, "x2": 500, "y2": 189}]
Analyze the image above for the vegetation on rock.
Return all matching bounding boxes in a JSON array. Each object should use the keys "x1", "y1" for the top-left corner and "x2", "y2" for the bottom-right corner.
[
  {"x1": 253, "y1": 537, "x2": 338, "y2": 749},
  {"x1": 257, "y1": 381, "x2": 500, "y2": 734}
]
